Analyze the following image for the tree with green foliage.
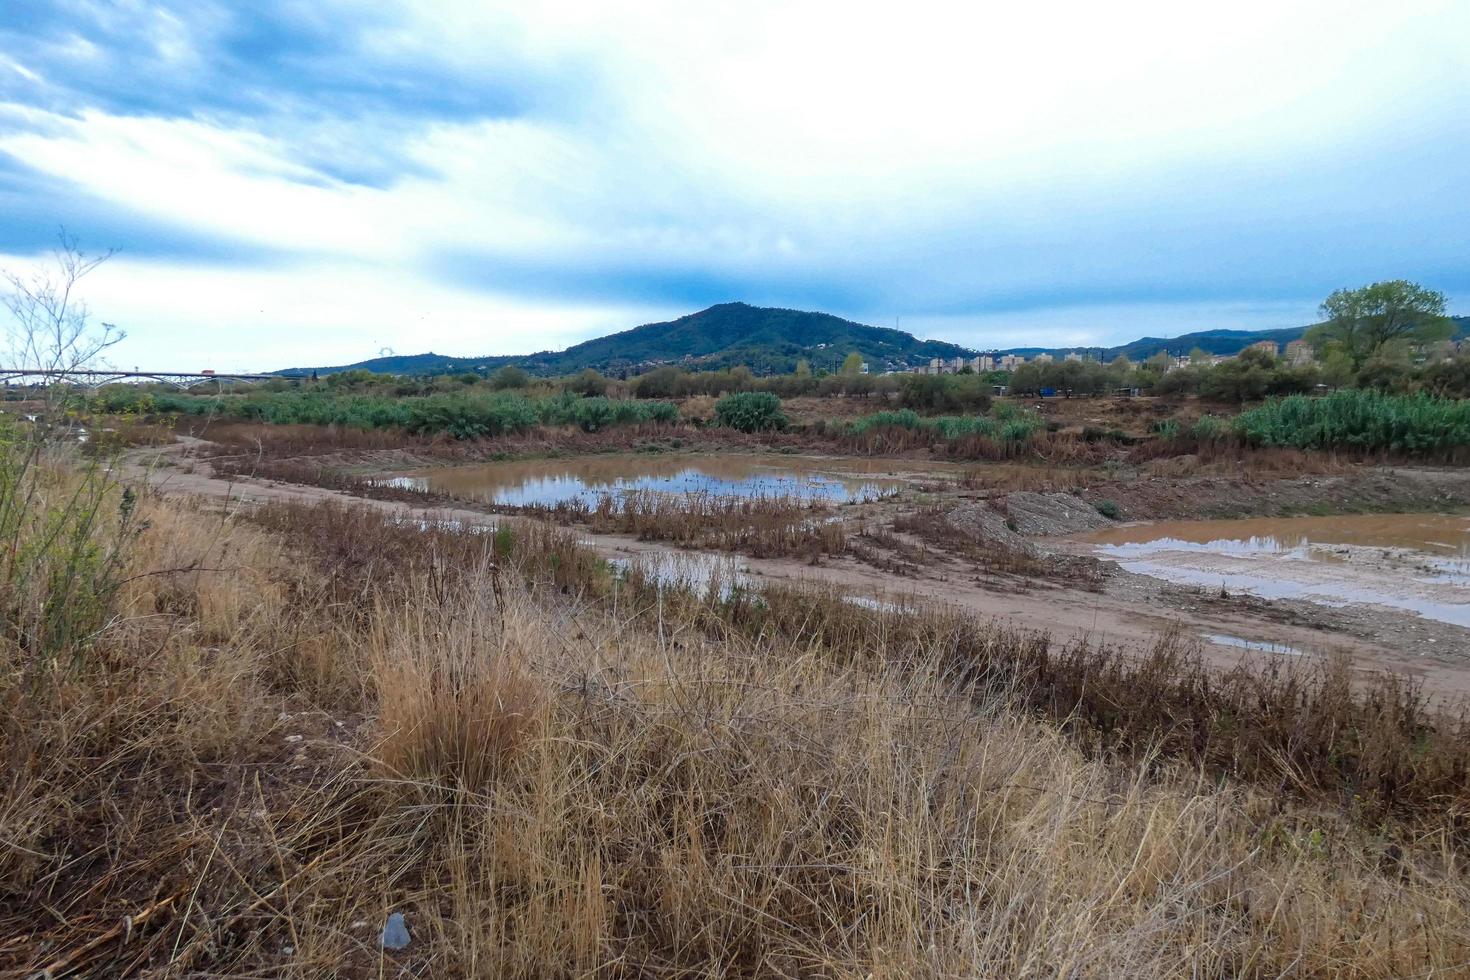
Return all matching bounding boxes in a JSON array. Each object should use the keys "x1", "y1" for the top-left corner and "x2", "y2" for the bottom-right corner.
[
  {"x1": 489, "y1": 365, "x2": 530, "y2": 390},
  {"x1": 1319, "y1": 350, "x2": 1354, "y2": 389},
  {"x1": 1307, "y1": 280, "x2": 1451, "y2": 370},
  {"x1": 565, "y1": 368, "x2": 607, "y2": 397},
  {"x1": 840, "y1": 352, "x2": 864, "y2": 376},
  {"x1": 794, "y1": 359, "x2": 812, "y2": 379},
  {"x1": 1356, "y1": 347, "x2": 1414, "y2": 393}
]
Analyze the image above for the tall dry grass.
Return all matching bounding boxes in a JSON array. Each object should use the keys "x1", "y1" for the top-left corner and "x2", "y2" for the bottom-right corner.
[
  {"x1": 3, "y1": 470, "x2": 1470, "y2": 976},
  {"x1": 527, "y1": 488, "x2": 850, "y2": 561}
]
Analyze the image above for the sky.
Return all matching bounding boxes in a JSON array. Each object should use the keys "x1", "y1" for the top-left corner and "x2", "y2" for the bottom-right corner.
[{"x1": 1, "y1": 0, "x2": 1467, "y2": 372}]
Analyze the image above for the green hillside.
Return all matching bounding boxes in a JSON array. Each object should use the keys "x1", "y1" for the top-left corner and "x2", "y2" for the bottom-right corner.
[
  {"x1": 282, "y1": 303, "x2": 975, "y2": 377},
  {"x1": 283, "y1": 308, "x2": 1469, "y2": 378}
]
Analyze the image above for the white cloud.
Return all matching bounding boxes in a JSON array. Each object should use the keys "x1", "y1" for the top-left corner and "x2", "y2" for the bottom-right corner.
[
  {"x1": 1, "y1": 0, "x2": 1467, "y2": 368},
  {"x1": 0, "y1": 250, "x2": 684, "y2": 370}
]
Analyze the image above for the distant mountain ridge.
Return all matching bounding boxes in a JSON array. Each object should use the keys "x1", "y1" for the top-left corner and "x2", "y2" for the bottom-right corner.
[
  {"x1": 282, "y1": 303, "x2": 976, "y2": 377},
  {"x1": 281, "y1": 305, "x2": 1469, "y2": 377}
]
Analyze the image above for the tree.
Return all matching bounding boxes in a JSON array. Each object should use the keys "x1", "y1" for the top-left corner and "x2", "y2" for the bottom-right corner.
[
  {"x1": 840, "y1": 352, "x2": 864, "y2": 376},
  {"x1": 565, "y1": 368, "x2": 607, "y2": 397},
  {"x1": 2, "y1": 231, "x2": 125, "y2": 416},
  {"x1": 489, "y1": 365, "x2": 531, "y2": 390},
  {"x1": 1198, "y1": 347, "x2": 1276, "y2": 403},
  {"x1": 1308, "y1": 280, "x2": 1451, "y2": 369},
  {"x1": 1318, "y1": 350, "x2": 1354, "y2": 389},
  {"x1": 793, "y1": 359, "x2": 812, "y2": 379}
]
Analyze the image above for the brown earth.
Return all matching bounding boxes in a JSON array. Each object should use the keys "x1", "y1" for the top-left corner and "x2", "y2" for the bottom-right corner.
[{"x1": 127, "y1": 438, "x2": 1470, "y2": 699}]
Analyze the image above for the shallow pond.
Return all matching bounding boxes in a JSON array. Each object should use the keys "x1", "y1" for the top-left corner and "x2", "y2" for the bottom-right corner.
[
  {"x1": 381, "y1": 453, "x2": 913, "y2": 508},
  {"x1": 1078, "y1": 513, "x2": 1470, "y2": 628}
]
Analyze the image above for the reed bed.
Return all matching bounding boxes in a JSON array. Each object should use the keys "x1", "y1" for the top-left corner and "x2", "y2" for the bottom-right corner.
[
  {"x1": 526, "y1": 488, "x2": 850, "y2": 561},
  {"x1": 1236, "y1": 388, "x2": 1470, "y2": 455}
]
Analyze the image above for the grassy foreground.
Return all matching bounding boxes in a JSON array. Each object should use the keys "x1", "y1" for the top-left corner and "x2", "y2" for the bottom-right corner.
[{"x1": 3, "y1": 450, "x2": 1470, "y2": 976}]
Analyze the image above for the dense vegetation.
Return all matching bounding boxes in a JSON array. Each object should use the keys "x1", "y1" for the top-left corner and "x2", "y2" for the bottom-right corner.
[
  {"x1": 90, "y1": 387, "x2": 678, "y2": 439},
  {"x1": 713, "y1": 391, "x2": 788, "y2": 432},
  {"x1": 847, "y1": 405, "x2": 1045, "y2": 445},
  {"x1": 1236, "y1": 389, "x2": 1470, "y2": 454}
]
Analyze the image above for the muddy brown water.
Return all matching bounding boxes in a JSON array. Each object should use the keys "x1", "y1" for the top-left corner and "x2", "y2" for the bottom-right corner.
[
  {"x1": 379, "y1": 453, "x2": 925, "y2": 507},
  {"x1": 1077, "y1": 513, "x2": 1470, "y2": 629}
]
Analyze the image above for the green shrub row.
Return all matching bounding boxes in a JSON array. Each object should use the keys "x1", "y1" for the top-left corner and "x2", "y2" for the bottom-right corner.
[
  {"x1": 88, "y1": 389, "x2": 679, "y2": 440},
  {"x1": 1234, "y1": 389, "x2": 1470, "y2": 454},
  {"x1": 847, "y1": 408, "x2": 1044, "y2": 444}
]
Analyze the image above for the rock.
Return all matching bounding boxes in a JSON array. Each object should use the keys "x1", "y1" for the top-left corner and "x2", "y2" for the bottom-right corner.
[
  {"x1": 944, "y1": 503, "x2": 1033, "y2": 553},
  {"x1": 1001, "y1": 492, "x2": 1113, "y2": 536},
  {"x1": 381, "y1": 912, "x2": 410, "y2": 950}
]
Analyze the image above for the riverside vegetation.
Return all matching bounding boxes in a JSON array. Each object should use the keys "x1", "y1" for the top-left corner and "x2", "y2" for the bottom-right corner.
[{"x1": 4, "y1": 416, "x2": 1470, "y2": 976}]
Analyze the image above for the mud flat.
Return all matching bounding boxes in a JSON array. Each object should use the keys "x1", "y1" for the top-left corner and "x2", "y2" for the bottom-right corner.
[
  {"x1": 1075, "y1": 513, "x2": 1470, "y2": 628},
  {"x1": 131, "y1": 439, "x2": 1470, "y2": 694}
]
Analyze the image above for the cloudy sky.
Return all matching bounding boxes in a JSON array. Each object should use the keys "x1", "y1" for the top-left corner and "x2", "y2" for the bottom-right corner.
[{"x1": 2, "y1": 1, "x2": 1467, "y2": 371}]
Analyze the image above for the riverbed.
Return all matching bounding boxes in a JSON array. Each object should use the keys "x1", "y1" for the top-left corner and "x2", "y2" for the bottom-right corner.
[{"x1": 1077, "y1": 513, "x2": 1470, "y2": 629}]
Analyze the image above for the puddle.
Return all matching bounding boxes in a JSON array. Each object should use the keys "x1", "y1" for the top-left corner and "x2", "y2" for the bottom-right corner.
[
  {"x1": 385, "y1": 453, "x2": 911, "y2": 508},
  {"x1": 842, "y1": 594, "x2": 918, "y2": 615},
  {"x1": 1203, "y1": 633, "x2": 1302, "y2": 655},
  {"x1": 1084, "y1": 513, "x2": 1470, "y2": 557},
  {"x1": 608, "y1": 551, "x2": 754, "y2": 600},
  {"x1": 1078, "y1": 513, "x2": 1470, "y2": 629}
]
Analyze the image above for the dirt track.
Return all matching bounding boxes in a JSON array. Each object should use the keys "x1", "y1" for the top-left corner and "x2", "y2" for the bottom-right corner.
[{"x1": 128, "y1": 441, "x2": 1470, "y2": 698}]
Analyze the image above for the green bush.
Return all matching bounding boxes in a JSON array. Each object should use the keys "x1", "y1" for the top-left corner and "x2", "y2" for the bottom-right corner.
[
  {"x1": 898, "y1": 374, "x2": 992, "y2": 413},
  {"x1": 848, "y1": 409, "x2": 923, "y2": 435},
  {"x1": 1235, "y1": 389, "x2": 1470, "y2": 455},
  {"x1": 715, "y1": 392, "x2": 788, "y2": 432},
  {"x1": 90, "y1": 388, "x2": 679, "y2": 441},
  {"x1": 0, "y1": 418, "x2": 133, "y2": 666},
  {"x1": 489, "y1": 365, "x2": 531, "y2": 390},
  {"x1": 1189, "y1": 414, "x2": 1227, "y2": 442},
  {"x1": 1095, "y1": 500, "x2": 1121, "y2": 520}
]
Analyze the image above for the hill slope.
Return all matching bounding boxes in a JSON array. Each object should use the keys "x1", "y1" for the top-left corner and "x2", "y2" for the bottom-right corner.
[
  {"x1": 283, "y1": 308, "x2": 1470, "y2": 377},
  {"x1": 1088, "y1": 317, "x2": 1470, "y2": 362},
  {"x1": 282, "y1": 303, "x2": 975, "y2": 377}
]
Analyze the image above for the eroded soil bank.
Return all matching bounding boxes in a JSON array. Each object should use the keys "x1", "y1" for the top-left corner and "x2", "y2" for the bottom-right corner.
[{"x1": 132, "y1": 439, "x2": 1470, "y2": 696}]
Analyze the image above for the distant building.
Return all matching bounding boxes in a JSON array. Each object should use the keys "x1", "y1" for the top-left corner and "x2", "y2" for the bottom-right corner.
[
  {"x1": 1032, "y1": 353, "x2": 1053, "y2": 364},
  {"x1": 1248, "y1": 340, "x2": 1279, "y2": 356},
  {"x1": 1284, "y1": 339, "x2": 1315, "y2": 366},
  {"x1": 1064, "y1": 352, "x2": 1081, "y2": 362},
  {"x1": 999, "y1": 354, "x2": 1024, "y2": 370}
]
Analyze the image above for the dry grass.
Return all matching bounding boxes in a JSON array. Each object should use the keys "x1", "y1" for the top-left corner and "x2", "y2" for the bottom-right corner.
[
  {"x1": 525, "y1": 489, "x2": 850, "y2": 561},
  {"x1": 4, "y1": 468, "x2": 1470, "y2": 976},
  {"x1": 890, "y1": 503, "x2": 1102, "y2": 586},
  {"x1": 955, "y1": 462, "x2": 1104, "y2": 493}
]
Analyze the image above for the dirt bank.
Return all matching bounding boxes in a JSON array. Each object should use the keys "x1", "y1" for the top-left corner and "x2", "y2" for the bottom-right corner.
[
  {"x1": 127, "y1": 440, "x2": 1470, "y2": 698},
  {"x1": 1078, "y1": 464, "x2": 1470, "y2": 521}
]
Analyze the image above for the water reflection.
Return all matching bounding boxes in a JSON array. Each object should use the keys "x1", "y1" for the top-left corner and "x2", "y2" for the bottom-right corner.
[
  {"x1": 1079, "y1": 512, "x2": 1470, "y2": 629},
  {"x1": 1203, "y1": 633, "x2": 1303, "y2": 655},
  {"x1": 1083, "y1": 513, "x2": 1470, "y2": 557},
  {"x1": 384, "y1": 453, "x2": 906, "y2": 508}
]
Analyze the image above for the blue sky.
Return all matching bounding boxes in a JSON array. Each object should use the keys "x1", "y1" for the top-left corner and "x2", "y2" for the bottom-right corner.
[{"x1": 2, "y1": 0, "x2": 1467, "y2": 370}]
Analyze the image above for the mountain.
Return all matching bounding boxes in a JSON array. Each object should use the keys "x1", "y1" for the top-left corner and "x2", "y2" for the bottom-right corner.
[
  {"x1": 282, "y1": 307, "x2": 1470, "y2": 378},
  {"x1": 1078, "y1": 317, "x2": 1470, "y2": 363},
  {"x1": 281, "y1": 303, "x2": 977, "y2": 377},
  {"x1": 1093, "y1": 327, "x2": 1318, "y2": 362}
]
